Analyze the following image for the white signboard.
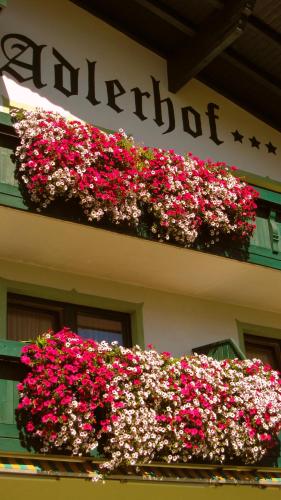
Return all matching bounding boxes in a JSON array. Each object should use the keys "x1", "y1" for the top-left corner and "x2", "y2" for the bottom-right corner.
[{"x1": 0, "y1": 0, "x2": 280, "y2": 181}]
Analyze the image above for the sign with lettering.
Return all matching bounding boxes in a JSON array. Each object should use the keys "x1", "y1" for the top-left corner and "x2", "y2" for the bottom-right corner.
[{"x1": 0, "y1": 0, "x2": 280, "y2": 181}]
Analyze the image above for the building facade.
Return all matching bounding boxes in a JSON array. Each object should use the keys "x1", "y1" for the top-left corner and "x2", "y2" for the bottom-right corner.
[{"x1": 0, "y1": 0, "x2": 280, "y2": 498}]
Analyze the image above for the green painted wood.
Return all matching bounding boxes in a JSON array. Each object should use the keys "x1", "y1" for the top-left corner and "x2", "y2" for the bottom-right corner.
[
  {"x1": 248, "y1": 252, "x2": 281, "y2": 269},
  {"x1": 0, "y1": 340, "x2": 22, "y2": 358},
  {"x1": 248, "y1": 185, "x2": 281, "y2": 268},
  {"x1": 0, "y1": 378, "x2": 25, "y2": 452},
  {"x1": 0, "y1": 378, "x2": 22, "y2": 452},
  {"x1": 268, "y1": 210, "x2": 280, "y2": 254},
  {"x1": 251, "y1": 217, "x2": 271, "y2": 250},
  {"x1": 0, "y1": 437, "x2": 27, "y2": 452},
  {"x1": 0, "y1": 339, "x2": 29, "y2": 452},
  {"x1": 0, "y1": 112, "x2": 11, "y2": 126},
  {"x1": 235, "y1": 168, "x2": 281, "y2": 195},
  {"x1": 0, "y1": 190, "x2": 27, "y2": 210},
  {"x1": 0, "y1": 380, "x2": 17, "y2": 425},
  {"x1": 0, "y1": 136, "x2": 27, "y2": 209},
  {"x1": 192, "y1": 338, "x2": 246, "y2": 360},
  {"x1": 255, "y1": 187, "x2": 281, "y2": 205},
  {"x1": 0, "y1": 146, "x2": 17, "y2": 186}
]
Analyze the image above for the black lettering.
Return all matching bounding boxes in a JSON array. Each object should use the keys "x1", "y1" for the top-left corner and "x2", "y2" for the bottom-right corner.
[
  {"x1": 131, "y1": 87, "x2": 150, "y2": 121},
  {"x1": 53, "y1": 48, "x2": 79, "y2": 98},
  {"x1": 0, "y1": 33, "x2": 46, "y2": 88},
  {"x1": 86, "y1": 60, "x2": 101, "y2": 106},
  {"x1": 151, "y1": 76, "x2": 175, "y2": 134},
  {"x1": 206, "y1": 102, "x2": 224, "y2": 146},
  {"x1": 182, "y1": 106, "x2": 202, "y2": 138},
  {"x1": 105, "y1": 79, "x2": 126, "y2": 113}
]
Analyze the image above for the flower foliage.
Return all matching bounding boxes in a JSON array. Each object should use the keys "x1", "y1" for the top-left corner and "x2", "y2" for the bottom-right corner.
[
  {"x1": 17, "y1": 329, "x2": 281, "y2": 471},
  {"x1": 12, "y1": 108, "x2": 258, "y2": 247}
]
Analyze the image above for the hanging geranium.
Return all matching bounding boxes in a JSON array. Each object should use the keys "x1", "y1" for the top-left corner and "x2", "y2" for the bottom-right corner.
[
  {"x1": 17, "y1": 329, "x2": 114, "y2": 455},
  {"x1": 12, "y1": 109, "x2": 141, "y2": 226},
  {"x1": 17, "y1": 330, "x2": 281, "y2": 472},
  {"x1": 11, "y1": 108, "x2": 258, "y2": 247},
  {"x1": 136, "y1": 148, "x2": 257, "y2": 246},
  {"x1": 156, "y1": 355, "x2": 281, "y2": 465}
]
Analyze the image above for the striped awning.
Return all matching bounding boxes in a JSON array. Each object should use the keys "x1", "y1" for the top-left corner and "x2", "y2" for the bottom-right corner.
[{"x1": 0, "y1": 454, "x2": 280, "y2": 486}]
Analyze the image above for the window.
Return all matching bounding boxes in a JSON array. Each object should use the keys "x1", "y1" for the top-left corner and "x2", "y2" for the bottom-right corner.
[
  {"x1": 0, "y1": 289, "x2": 137, "y2": 452},
  {"x1": 249, "y1": 186, "x2": 281, "y2": 269},
  {"x1": 244, "y1": 334, "x2": 281, "y2": 371},
  {"x1": 7, "y1": 293, "x2": 132, "y2": 346},
  {"x1": 0, "y1": 126, "x2": 17, "y2": 187}
]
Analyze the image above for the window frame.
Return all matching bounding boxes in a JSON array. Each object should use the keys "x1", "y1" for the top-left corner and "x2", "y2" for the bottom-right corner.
[
  {"x1": 236, "y1": 321, "x2": 281, "y2": 364},
  {"x1": 0, "y1": 278, "x2": 144, "y2": 346},
  {"x1": 0, "y1": 278, "x2": 143, "y2": 453},
  {"x1": 7, "y1": 292, "x2": 134, "y2": 347}
]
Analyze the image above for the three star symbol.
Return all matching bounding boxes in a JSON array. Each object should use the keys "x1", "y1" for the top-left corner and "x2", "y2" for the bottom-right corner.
[{"x1": 231, "y1": 131, "x2": 277, "y2": 154}]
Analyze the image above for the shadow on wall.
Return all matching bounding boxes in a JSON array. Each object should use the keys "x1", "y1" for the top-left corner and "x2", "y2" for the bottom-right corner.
[{"x1": 0, "y1": 32, "x2": 226, "y2": 145}]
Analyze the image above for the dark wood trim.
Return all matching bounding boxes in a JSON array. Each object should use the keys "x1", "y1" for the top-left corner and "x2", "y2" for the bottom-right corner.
[
  {"x1": 168, "y1": 0, "x2": 255, "y2": 93},
  {"x1": 244, "y1": 333, "x2": 281, "y2": 371},
  {"x1": 0, "y1": 357, "x2": 28, "y2": 380},
  {"x1": 75, "y1": 304, "x2": 132, "y2": 347},
  {"x1": 249, "y1": 15, "x2": 281, "y2": 47},
  {"x1": 132, "y1": 0, "x2": 195, "y2": 36},
  {"x1": 0, "y1": 127, "x2": 16, "y2": 138},
  {"x1": 70, "y1": 0, "x2": 166, "y2": 57},
  {"x1": 7, "y1": 293, "x2": 132, "y2": 347},
  {"x1": 205, "y1": 0, "x2": 224, "y2": 8},
  {"x1": 206, "y1": 1, "x2": 281, "y2": 46},
  {"x1": 0, "y1": 124, "x2": 17, "y2": 146},
  {"x1": 223, "y1": 48, "x2": 281, "y2": 97}
]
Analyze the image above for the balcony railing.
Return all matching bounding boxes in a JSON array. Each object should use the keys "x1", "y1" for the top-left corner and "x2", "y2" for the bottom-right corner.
[
  {"x1": 1, "y1": 111, "x2": 281, "y2": 271},
  {"x1": 0, "y1": 337, "x2": 280, "y2": 468}
]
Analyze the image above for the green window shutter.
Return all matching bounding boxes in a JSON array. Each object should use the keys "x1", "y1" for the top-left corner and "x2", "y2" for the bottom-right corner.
[
  {"x1": 0, "y1": 379, "x2": 21, "y2": 451},
  {"x1": 249, "y1": 187, "x2": 281, "y2": 269},
  {"x1": 0, "y1": 125, "x2": 25, "y2": 209},
  {"x1": 192, "y1": 338, "x2": 246, "y2": 360},
  {"x1": 0, "y1": 340, "x2": 30, "y2": 452},
  {"x1": 0, "y1": 144, "x2": 17, "y2": 187}
]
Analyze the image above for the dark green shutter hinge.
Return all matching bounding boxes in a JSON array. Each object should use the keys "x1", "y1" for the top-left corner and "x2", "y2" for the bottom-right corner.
[{"x1": 268, "y1": 210, "x2": 279, "y2": 254}]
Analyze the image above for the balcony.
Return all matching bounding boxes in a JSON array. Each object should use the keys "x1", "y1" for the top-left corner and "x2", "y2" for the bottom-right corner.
[
  {"x1": 0, "y1": 337, "x2": 280, "y2": 474},
  {"x1": 1, "y1": 112, "x2": 281, "y2": 312}
]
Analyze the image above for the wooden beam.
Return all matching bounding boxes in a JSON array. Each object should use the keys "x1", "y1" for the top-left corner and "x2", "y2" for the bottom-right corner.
[
  {"x1": 168, "y1": 0, "x2": 256, "y2": 93},
  {"x1": 132, "y1": 0, "x2": 195, "y2": 36},
  {"x1": 223, "y1": 48, "x2": 281, "y2": 97},
  {"x1": 249, "y1": 15, "x2": 281, "y2": 47},
  {"x1": 205, "y1": 0, "x2": 281, "y2": 46}
]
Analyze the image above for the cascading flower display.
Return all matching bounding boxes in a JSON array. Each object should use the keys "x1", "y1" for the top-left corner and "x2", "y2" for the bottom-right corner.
[
  {"x1": 11, "y1": 108, "x2": 258, "y2": 247},
  {"x1": 17, "y1": 330, "x2": 112, "y2": 455},
  {"x1": 12, "y1": 109, "x2": 141, "y2": 226},
  {"x1": 156, "y1": 355, "x2": 281, "y2": 465},
  {"x1": 17, "y1": 329, "x2": 281, "y2": 473}
]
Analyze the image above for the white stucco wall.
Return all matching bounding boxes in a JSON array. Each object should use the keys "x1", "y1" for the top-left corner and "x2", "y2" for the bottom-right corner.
[
  {"x1": 1, "y1": 259, "x2": 281, "y2": 357},
  {"x1": 0, "y1": 0, "x2": 281, "y2": 180}
]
